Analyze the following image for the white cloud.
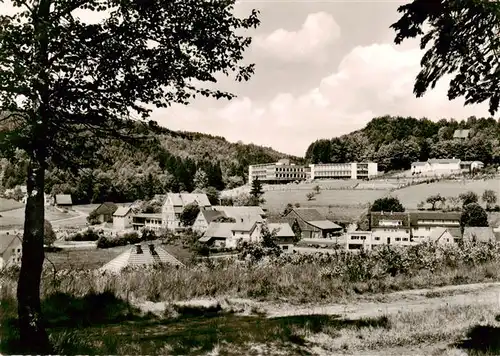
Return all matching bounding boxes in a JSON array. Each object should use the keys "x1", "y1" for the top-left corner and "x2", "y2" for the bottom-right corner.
[
  {"x1": 253, "y1": 12, "x2": 341, "y2": 62},
  {"x1": 152, "y1": 42, "x2": 491, "y2": 157}
]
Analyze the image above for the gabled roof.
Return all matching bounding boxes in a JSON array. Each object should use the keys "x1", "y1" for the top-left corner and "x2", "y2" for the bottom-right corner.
[
  {"x1": 99, "y1": 244, "x2": 184, "y2": 273},
  {"x1": 202, "y1": 223, "x2": 234, "y2": 240},
  {"x1": 212, "y1": 206, "x2": 265, "y2": 221},
  {"x1": 166, "y1": 193, "x2": 211, "y2": 207},
  {"x1": 55, "y1": 194, "x2": 72, "y2": 205},
  {"x1": 94, "y1": 202, "x2": 118, "y2": 216},
  {"x1": 133, "y1": 213, "x2": 162, "y2": 219},
  {"x1": 463, "y1": 227, "x2": 496, "y2": 243},
  {"x1": 370, "y1": 212, "x2": 410, "y2": 228},
  {"x1": 428, "y1": 227, "x2": 462, "y2": 241},
  {"x1": 410, "y1": 211, "x2": 461, "y2": 225},
  {"x1": 288, "y1": 208, "x2": 325, "y2": 222},
  {"x1": 113, "y1": 206, "x2": 132, "y2": 217},
  {"x1": 0, "y1": 233, "x2": 22, "y2": 255},
  {"x1": 428, "y1": 158, "x2": 461, "y2": 164},
  {"x1": 453, "y1": 129, "x2": 470, "y2": 139},
  {"x1": 306, "y1": 220, "x2": 342, "y2": 230},
  {"x1": 412, "y1": 162, "x2": 429, "y2": 167},
  {"x1": 201, "y1": 210, "x2": 227, "y2": 223},
  {"x1": 268, "y1": 223, "x2": 295, "y2": 238}
]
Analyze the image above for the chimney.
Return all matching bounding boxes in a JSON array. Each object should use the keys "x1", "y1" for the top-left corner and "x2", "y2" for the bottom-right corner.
[
  {"x1": 135, "y1": 244, "x2": 143, "y2": 254},
  {"x1": 149, "y1": 244, "x2": 157, "y2": 255}
]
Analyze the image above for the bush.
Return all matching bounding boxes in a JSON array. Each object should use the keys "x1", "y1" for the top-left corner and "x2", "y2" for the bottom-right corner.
[
  {"x1": 66, "y1": 229, "x2": 100, "y2": 242},
  {"x1": 97, "y1": 231, "x2": 148, "y2": 249}
]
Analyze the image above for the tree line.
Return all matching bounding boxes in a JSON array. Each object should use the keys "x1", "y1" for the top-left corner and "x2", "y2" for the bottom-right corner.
[{"x1": 305, "y1": 116, "x2": 500, "y2": 171}]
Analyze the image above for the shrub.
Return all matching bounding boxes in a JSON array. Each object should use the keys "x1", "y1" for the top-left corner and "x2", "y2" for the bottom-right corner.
[
  {"x1": 97, "y1": 231, "x2": 147, "y2": 249},
  {"x1": 66, "y1": 229, "x2": 100, "y2": 242}
]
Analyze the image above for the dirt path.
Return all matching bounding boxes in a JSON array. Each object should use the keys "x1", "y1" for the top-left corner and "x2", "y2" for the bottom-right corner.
[
  {"x1": 134, "y1": 281, "x2": 500, "y2": 321},
  {"x1": 258, "y1": 282, "x2": 500, "y2": 319}
]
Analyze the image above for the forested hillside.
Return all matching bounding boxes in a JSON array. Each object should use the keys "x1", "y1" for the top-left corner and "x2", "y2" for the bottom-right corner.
[
  {"x1": 0, "y1": 122, "x2": 297, "y2": 204},
  {"x1": 305, "y1": 116, "x2": 500, "y2": 171}
]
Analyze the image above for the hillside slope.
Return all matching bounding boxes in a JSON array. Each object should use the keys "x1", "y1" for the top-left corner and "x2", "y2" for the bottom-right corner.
[
  {"x1": 305, "y1": 115, "x2": 500, "y2": 171},
  {"x1": 0, "y1": 123, "x2": 299, "y2": 204}
]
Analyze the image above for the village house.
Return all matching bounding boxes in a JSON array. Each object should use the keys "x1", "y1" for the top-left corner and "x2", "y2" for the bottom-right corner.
[
  {"x1": 410, "y1": 211, "x2": 461, "y2": 242},
  {"x1": 132, "y1": 213, "x2": 163, "y2": 232},
  {"x1": 411, "y1": 158, "x2": 462, "y2": 176},
  {"x1": 199, "y1": 220, "x2": 262, "y2": 249},
  {"x1": 54, "y1": 194, "x2": 73, "y2": 208},
  {"x1": 460, "y1": 161, "x2": 484, "y2": 172},
  {"x1": 284, "y1": 208, "x2": 343, "y2": 239},
  {"x1": 428, "y1": 227, "x2": 461, "y2": 245},
  {"x1": 0, "y1": 233, "x2": 22, "y2": 269},
  {"x1": 345, "y1": 231, "x2": 376, "y2": 251},
  {"x1": 268, "y1": 223, "x2": 296, "y2": 251},
  {"x1": 192, "y1": 209, "x2": 228, "y2": 233},
  {"x1": 162, "y1": 193, "x2": 211, "y2": 231},
  {"x1": 113, "y1": 206, "x2": 133, "y2": 231},
  {"x1": 370, "y1": 211, "x2": 412, "y2": 246},
  {"x1": 99, "y1": 243, "x2": 184, "y2": 273},
  {"x1": 370, "y1": 211, "x2": 462, "y2": 246},
  {"x1": 91, "y1": 202, "x2": 118, "y2": 223}
]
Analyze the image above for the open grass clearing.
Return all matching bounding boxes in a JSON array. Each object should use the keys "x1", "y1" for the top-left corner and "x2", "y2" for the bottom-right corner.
[
  {"x1": 263, "y1": 189, "x2": 386, "y2": 215},
  {"x1": 0, "y1": 198, "x2": 23, "y2": 212},
  {"x1": 3, "y1": 287, "x2": 500, "y2": 355},
  {"x1": 394, "y1": 178, "x2": 500, "y2": 210}
]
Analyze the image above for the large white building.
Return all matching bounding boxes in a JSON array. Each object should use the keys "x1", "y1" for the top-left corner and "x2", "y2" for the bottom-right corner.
[
  {"x1": 248, "y1": 159, "x2": 307, "y2": 184},
  {"x1": 411, "y1": 158, "x2": 462, "y2": 176},
  {"x1": 308, "y1": 162, "x2": 378, "y2": 180},
  {"x1": 248, "y1": 160, "x2": 378, "y2": 184}
]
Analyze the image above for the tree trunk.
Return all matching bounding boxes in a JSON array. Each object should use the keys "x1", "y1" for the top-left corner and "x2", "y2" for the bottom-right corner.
[{"x1": 17, "y1": 157, "x2": 51, "y2": 354}]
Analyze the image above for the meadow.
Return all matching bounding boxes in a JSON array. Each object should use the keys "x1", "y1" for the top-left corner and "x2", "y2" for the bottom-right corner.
[
  {"x1": 394, "y1": 178, "x2": 500, "y2": 209},
  {"x1": 3, "y1": 242, "x2": 500, "y2": 355},
  {"x1": 0, "y1": 198, "x2": 23, "y2": 212}
]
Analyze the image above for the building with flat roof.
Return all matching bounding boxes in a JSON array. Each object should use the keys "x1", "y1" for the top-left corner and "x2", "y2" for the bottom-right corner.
[
  {"x1": 248, "y1": 160, "x2": 378, "y2": 184},
  {"x1": 309, "y1": 162, "x2": 378, "y2": 180},
  {"x1": 248, "y1": 159, "x2": 307, "y2": 184}
]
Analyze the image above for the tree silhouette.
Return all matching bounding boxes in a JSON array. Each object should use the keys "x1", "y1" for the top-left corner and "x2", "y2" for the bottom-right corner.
[{"x1": 0, "y1": 1, "x2": 259, "y2": 352}]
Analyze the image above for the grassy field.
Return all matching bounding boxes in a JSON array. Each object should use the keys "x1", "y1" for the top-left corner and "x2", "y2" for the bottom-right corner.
[
  {"x1": 0, "y1": 198, "x2": 23, "y2": 212},
  {"x1": 0, "y1": 206, "x2": 82, "y2": 230},
  {"x1": 2, "y1": 288, "x2": 500, "y2": 355},
  {"x1": 45, "y1": 245, "x2": 130, "y2": 270},
  {"x1": 394, "y1": 178, "x2": 500, "y2": 210},
  {"x1": 263, "y1": 189, "x2": 386, "y2": 215},
  {"x1": 43, "y1": 243, "x2": 194, "y2": 270}
]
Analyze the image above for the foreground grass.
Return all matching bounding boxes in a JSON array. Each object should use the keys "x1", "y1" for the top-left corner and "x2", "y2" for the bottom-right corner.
[{"x1": 2, "y1": 290, "x2": 500, "y2": 355}]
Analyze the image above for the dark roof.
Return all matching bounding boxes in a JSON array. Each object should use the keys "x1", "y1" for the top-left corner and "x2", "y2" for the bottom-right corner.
[
  {"x1": 410, "y1": 211, "x2": 461, "y2": 225},
  {"x1": 201, "y1": 210, "x2": 227, "y2": 223},
  {"x1": 94, "y1": 202, "x2": 118, "y2": 216},
  {"x1": 370, "y1": 212, "x2": 410, "y2": 228},
  {"x1": 288, "y1": 208, "x2": 325, "y2": 222},
  {"x1": 55, "y1": 194, "x2": 72, "y2": 205}
]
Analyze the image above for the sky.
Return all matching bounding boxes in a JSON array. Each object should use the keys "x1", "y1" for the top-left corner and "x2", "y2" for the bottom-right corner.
[{"x1": 1, "y1": 0, "x2": 494, "y2": 157}]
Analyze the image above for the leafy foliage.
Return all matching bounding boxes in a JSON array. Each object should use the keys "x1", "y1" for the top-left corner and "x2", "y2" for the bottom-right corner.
[
  {"x1": 391, "y1": 0, "x2": 500, "y2": 115},
  {"x1": 44, "y1": 220, "x2": 56, "y2": 247},
  {"x1": 305, "y1": 115, "x2": 500, "y2": 171},
  {"x1": 426, "y1": 194, "x2": 445, "y2": 210},
  {"x1": 370, "y1": 197, "x2": 405, "y2": 213},
  {"x1": 179, "y1": 203, "x2": 200, "y2": 227},
  {"x1": 459, "y1": 191, "x2": 479, "y2": 206},
  {"x1": 461, "y1": 203, "x2": 489, "y2": 228},
  {"x1": 482, "y1": 189, "x2": 498, "y2": 209}
]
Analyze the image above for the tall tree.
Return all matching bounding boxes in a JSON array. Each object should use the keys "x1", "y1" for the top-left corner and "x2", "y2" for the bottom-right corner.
[
  {"x1": 461, "y1": 203, "x2": 489, "y2": 229},
  {"x1": 0, "y1": 1, "x2": 259, "y2": 352},
  {"x1": 370, "y1": 197, "x2": 405, "y2": 213},
  {"x1": 391, "y1": 0, "x2": 500, "y2": 115},
  {"x1": 250, "y1": 178, "x2": 264, "y2": 199}
]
